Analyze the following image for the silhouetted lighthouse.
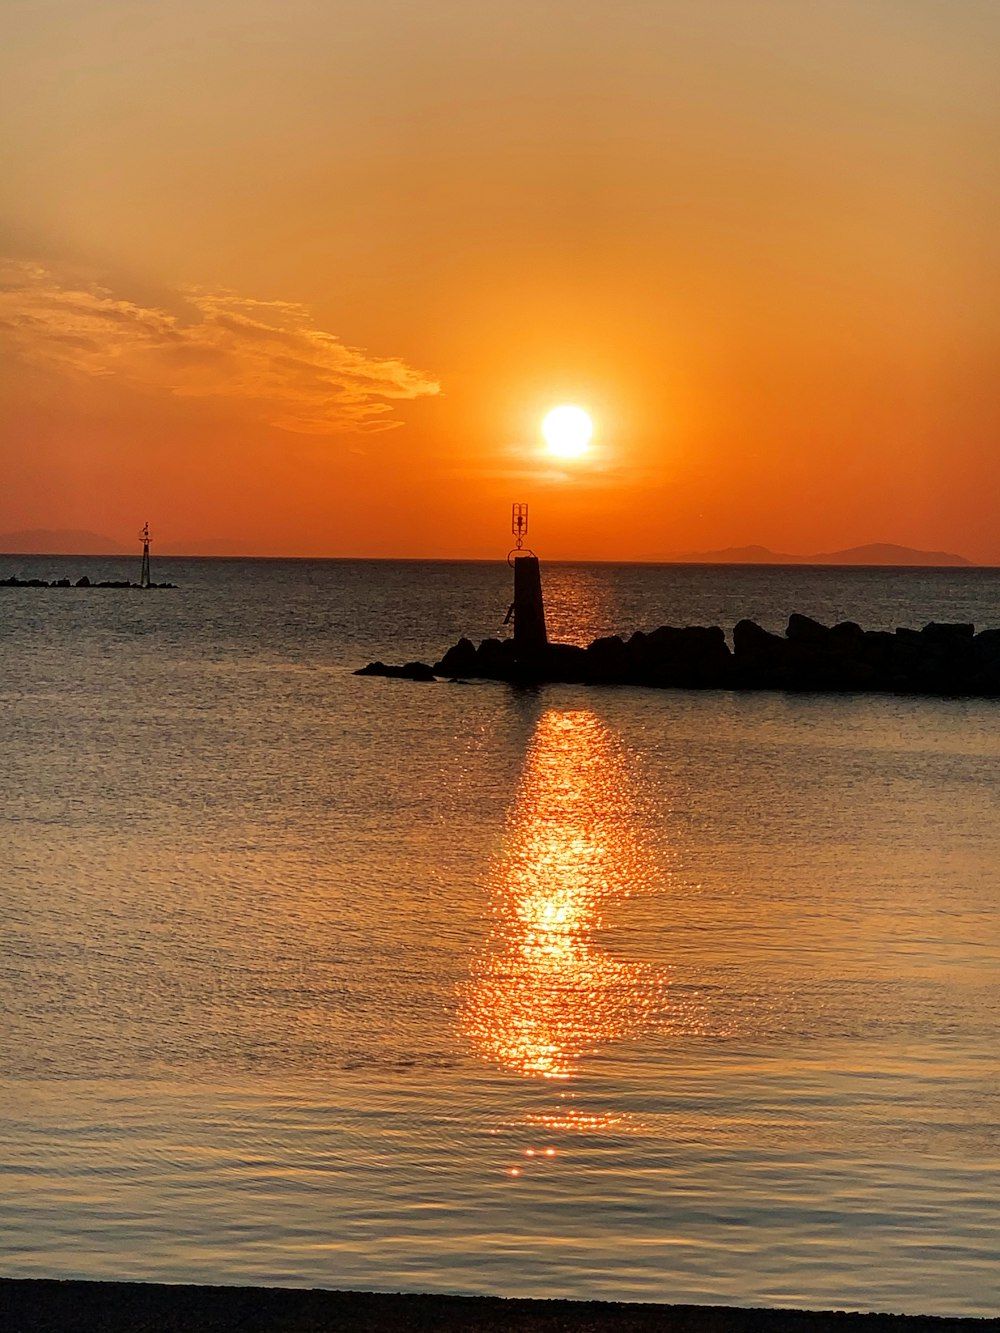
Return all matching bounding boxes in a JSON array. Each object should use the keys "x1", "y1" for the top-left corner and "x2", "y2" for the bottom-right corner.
[{"x1": 506, "y1": 503, "x2": 547, "y2": 654}]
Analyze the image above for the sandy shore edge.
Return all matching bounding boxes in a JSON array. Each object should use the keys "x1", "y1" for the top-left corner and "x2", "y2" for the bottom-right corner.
[{"x1": 2, "y1": 1279, "x2": 997, "y2": 1333}]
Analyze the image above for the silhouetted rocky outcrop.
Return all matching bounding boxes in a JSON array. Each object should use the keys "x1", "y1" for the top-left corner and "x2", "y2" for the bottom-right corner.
[
  {"x1": 0, "y1": 575, "x2": 176, "y2": 589},
  {"x1": 355, "y1": 660, "x2": 436, "y2": 681},
  {"x1": 355, "y1": 615, "x2": 1000, "y2": 698}
]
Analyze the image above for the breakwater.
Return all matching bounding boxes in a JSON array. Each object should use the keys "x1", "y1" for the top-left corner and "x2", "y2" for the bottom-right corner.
[
  {"x1": 1, "y1": 575, "x2": 175, "y2": 589},
  {"x1": 356, "y1": 613, "x2": 1000, "y2": 697}
]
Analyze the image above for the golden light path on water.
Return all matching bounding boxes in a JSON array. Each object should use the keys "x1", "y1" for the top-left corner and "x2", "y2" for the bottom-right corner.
[{"x1": 461, "y1": 710, "x2": 667, "y2": 1088}]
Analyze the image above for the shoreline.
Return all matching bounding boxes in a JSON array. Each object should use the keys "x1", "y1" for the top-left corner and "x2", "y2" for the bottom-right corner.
[{"x1": 2, "y1": 1280, "x2": 996, "y2": 1333}]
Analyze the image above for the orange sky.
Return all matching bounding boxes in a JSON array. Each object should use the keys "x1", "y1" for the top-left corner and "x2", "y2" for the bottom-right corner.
[{"x1": 1, "y1": 1, "x2": 998, "y2": 560}]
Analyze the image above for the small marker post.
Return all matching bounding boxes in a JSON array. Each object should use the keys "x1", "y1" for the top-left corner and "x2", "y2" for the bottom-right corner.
[{"x1": 139, "y1": 522, "x2": 151, "y2": 589}]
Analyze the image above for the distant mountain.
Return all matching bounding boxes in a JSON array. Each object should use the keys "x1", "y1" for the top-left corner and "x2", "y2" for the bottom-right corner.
[
  {"x1": 666, "y1": 542, "x2": 971, "y2": 567},
  {"x1": 809, "y1": 542, "x2": 970, "y2": 567},
  {"x1": 0, "y1": 528, "x2": 128, "y2": 555},
  {"x1": 669, "y1": 544, "x2": 798, "y2": 564}
]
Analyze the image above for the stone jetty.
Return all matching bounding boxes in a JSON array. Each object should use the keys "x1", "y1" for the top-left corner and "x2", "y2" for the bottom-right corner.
[
  {"x1": 356, "y1": 614, "x2": 1000, "y2": 697},
  {"x1": 0, "y1": 575, "x2": 175, "y2": 589}
]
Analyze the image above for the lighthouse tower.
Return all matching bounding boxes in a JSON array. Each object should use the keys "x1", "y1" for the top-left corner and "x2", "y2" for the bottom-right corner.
[{"x1": 507, "y1": 503, "x2": 547, "y2": 655}]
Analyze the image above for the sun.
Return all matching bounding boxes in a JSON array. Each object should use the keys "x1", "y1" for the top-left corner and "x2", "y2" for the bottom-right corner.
[{"x1": 541, "y1": 405, "x2": 593, "y2": 459}]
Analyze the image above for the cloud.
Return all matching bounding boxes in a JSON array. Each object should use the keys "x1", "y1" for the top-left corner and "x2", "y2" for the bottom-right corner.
[{"x1": 0, "y1": 260, "x2": 439, "y2": 434}]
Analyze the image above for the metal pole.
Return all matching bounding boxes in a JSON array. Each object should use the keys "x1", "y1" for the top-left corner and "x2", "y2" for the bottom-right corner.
[{"x1": 139, "y1": 522, "x2": 151, "y2": 589}]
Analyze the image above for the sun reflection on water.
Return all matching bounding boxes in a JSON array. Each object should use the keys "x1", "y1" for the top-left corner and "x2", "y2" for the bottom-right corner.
[{"x1": 461, "y1": 710, "x2": 666, "y2": 1081}]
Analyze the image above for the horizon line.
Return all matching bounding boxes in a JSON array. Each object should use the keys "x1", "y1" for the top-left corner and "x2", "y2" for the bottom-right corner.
[{"x1": 1, "y1": 550, "x2": 995, "y2": 569}]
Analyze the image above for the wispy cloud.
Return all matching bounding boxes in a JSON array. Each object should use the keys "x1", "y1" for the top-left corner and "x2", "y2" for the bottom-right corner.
[
  {"x1": 452, "y1": 440, "x2": 652, "y2": 489},
  {"x1": 0, "y1": 260, "x2": 439, "y2": 434}
]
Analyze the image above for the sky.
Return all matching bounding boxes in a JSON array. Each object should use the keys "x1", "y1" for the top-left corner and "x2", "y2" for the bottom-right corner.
[{"x1": 1, "y1": 0, "x2": 998, "y2": 560}]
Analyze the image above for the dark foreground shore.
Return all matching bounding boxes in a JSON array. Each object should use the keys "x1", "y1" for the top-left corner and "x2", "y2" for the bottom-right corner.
[{"x1": 2, "y1": 1281, "x2": 997, "y2": 1333}]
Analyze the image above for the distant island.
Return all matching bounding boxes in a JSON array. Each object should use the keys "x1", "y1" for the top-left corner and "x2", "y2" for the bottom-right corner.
[
  {"x1": 0, "y1": 531, "x2": 975, "y2": 566},
  {"x1": 663, "y1": 542, "x2": 971, "y2": 567}
]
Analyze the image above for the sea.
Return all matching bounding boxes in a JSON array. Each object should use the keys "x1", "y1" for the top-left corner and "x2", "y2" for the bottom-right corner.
[{"x1": 1, "y1": 554, "x2": 998, "y2": 1317}]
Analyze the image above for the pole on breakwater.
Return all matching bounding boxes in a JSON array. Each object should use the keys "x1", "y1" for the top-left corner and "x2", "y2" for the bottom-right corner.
[
  {"x1": 139, "y1": 522, "x2": 151, "y2": 590},
  {"x1": 507, "y1": 503, "x2": 548, "y2": 655}
]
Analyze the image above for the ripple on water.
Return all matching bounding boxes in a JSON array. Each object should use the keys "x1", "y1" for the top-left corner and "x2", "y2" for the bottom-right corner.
[{"x1": 1, "y1": 561, "x2": 999, "y2": 1314}]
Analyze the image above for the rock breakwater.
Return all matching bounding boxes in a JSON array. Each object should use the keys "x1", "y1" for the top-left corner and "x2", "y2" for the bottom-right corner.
[
  {"x1": 356, "y1": 614, "x2": 1000, "y2": 697},
  {"x1": 1, "y1": 575, "x2": 176, "y2": 589}
]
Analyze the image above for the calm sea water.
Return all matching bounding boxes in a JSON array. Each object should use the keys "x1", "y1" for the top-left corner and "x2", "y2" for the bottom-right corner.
[{"x1": 1, "y1": 556, "x2": 998, "y2": 1316}]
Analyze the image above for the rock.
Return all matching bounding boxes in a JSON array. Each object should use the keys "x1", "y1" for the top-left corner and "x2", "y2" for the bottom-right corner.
[
  {"x1": 921, "y1": 621, "x2": 974, "y2": 643},
  {"x1": 734, "y1": 617, "x2": 886, "y2": 691},
  {"x1": 786, "y1": 613, "x2": 829, "y2": 644},
  {"x1": 432, "y1": 634, "x2": 593, "y2": 684},
  {"x1": 433, "y1": 637, "x2": 477, "y2": 677},
  {"x1": 401, "y1": 661, "x2": 436, "y2": 681},
  {"x1": 876, "y1": 624, "x2": 973, "y2": 693},
  {"x1": 969, "y1": 631, "x2": 1000, "y2": 693},
  {"x1": 539, "y1": 643, "x2": 587, "y2": 682},
  {"x1": 865, "y1": 629, "x2": 898, "y2": 654},
  {"x1": 584, "y1": 634, "x2": 633, "y2": 683},
  {"x1": 733, "y1": 619, "x2": 790, "y2": 684},
  {"x1": 627, "y1": 625, "x2": 731, "y2": 687},
  {"x1": 733, "y1": 619, "x2": 783, "y2": 658},
  {"x1": 353, "y1": 660, "x2": 436, "y2": 680},
  {"x1": 809, "y1": 623, "x2": 867, "y2": 682},
  {"x1": 75, "y1": 576, "x2": 90, "y2": 587},
  {"x1": 973, "y1": 628, "x2": 1000, "y2": 661},
  {"x1": 474, "y1": 638, "x2": 517, "y2": 677},
  {"x1": 830, "y1": 620, "x2": 864, "y2": 646}
]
